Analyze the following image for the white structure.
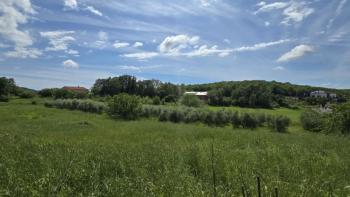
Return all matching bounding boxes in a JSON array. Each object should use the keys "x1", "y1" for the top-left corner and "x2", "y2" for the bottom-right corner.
[
  {"x1": 184, "y1": 91, "x2": 208, "y2": 101},
  {"x1": 310, "y1": 90, "x2": 327, "y2": 98},
  {"x1": 184, "y1": 91, "x2": 208, "y2": 96},
  {"x1": 329, "y1": 93, "x2": 337, "y2": 99}
]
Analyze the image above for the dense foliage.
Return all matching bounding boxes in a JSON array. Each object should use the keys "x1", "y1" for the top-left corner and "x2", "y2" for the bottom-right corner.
[
  {"x1": 45, "y1": 99, "x2": 107, "y2": 114},
  {"x1": 0, "y1": 77, "x2": 16, "y2": 101},
  {"x1": 327, "y1": 102, "x2": 350, "y2": 135},
  {"x1": 180, "y1": 94, "x2": 203, "y2": 107},
  {"x1": 300, "y1": 110, "x2": 324, "y2": 132},
  {"x1": 3, "y1": 100, "x2": 349, "y2": 196},
  {"x1": 91, "y1": 75, "x2": 181, "y2": 102},
  {"x1": 141, "y1": 105, "x2": 291, "y2": 132},
  {"x1": 39, "y1": 88, "x2": 88, "y2": 99},
  {"x1": 108, "y1": 93, "x2": 142, "y2": 120},
  {"x1": 186, "y1": 80, "x2": 348, "y2": 108}
]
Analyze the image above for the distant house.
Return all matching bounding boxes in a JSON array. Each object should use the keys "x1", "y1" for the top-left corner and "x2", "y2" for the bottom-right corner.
[
  {"x1": 329, "y1": 93, "x2": 337, "y2": 99},
  {"x1": 184, "y1": 91, "x2": 208, "y2": 101},
  {"x1": 310, "y1": 90, "x2": 327, "y2": 98},
  {"x1": 62, "y1": 86, "x2": 89, "y2": 93},
  {"x1": 310, "y1": 90, "x2": 337, "y2": 99}
]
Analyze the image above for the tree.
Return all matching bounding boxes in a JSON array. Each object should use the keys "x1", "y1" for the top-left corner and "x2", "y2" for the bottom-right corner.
[
  {"x1": 181, "y1": 94, "x2": 203, "y2": 107},
  {"x1": 108, "y1": 93, "x2": 142, "y2": 120}
]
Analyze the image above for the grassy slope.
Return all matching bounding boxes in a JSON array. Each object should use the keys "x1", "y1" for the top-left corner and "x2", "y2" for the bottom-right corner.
[{"x1": 0, "y1": 99, "x2": 350, "y2": 196}]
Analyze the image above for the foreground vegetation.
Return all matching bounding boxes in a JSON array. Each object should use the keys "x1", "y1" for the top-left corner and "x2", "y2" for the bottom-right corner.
[{"x1": 1, "y1": 99, "x2": 350, "y2": 196}]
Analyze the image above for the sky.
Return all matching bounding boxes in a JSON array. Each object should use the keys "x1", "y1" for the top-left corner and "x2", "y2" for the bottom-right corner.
[{"x1": 0, "y1": 0, "x2": 350, "y2": 90}]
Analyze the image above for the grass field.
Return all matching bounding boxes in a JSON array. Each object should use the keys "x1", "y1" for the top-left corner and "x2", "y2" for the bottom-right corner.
[{"x1": 1, "y1": 99, "x2": 350, "y2": 196}]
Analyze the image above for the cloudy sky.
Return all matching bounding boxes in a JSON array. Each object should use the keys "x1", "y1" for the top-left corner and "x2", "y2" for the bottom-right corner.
[{"x1": 0, "y1": 0, "x2": 349, "y2": 89}]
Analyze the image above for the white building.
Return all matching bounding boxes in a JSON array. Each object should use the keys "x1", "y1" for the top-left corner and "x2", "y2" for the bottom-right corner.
[{"x1": 310, "y1": 90, "x2": 327, "y2": 98}]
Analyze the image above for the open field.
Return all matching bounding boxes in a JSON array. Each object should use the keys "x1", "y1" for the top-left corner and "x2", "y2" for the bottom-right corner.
[{"x1": 1, "y1": 99, "x2": 350, "y2": 196}]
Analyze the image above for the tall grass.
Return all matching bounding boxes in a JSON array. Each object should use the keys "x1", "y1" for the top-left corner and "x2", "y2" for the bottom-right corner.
[{"x1": 0, "y1": 100, "x2": 350, "y2": 196}]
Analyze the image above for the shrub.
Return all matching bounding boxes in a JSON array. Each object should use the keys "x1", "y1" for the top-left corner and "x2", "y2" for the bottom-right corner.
[
  {"x1": 152, "y1": 96, "x2": 161, "y2": 105},
  {"x1": 214, "y1": 110, "x2": 231, "y2": 127},
  {"x1": 204, "y1": 111, "x2": 216, "y2": 126},
  {"x1": 159, "y1": 109, "x2": 170, "y2": 122},
  {"x1": 327, "y1": 103, "x2": 350, "y2": 135},
  {"x1": 269, "y1": 115, "x2": 290, "y2": 133},
  {"x1": 31, "y1": 100, "x2": 37, "y2": 105},
  {"x1": 19, "y1": 91, "x2": 35, "y2": 99},
  {"x1": 169, "y1": 109, "x2": 185, "y2": 123},
  {"x1": 300, "y1": 110, "x2": 324, "y2": 132},
  {"x1": 231, "y1": 111, "x2": 241, "y2": 128},
  {"x1": 256, "y1": 113, "x2": 267, "y2": 126},
  {"x1": 38, "y1": 88, "x2": 54, "y2": 97},
  {"x1": 108, "y1": 93, "x2": 142, "y2": 120},
  {"x1": 44, "y1": 99, "x2": 106, "y2": 113},
  {"x1": 0, "y1": 95, "x2": 9, "y2": 102},
  {"x1": 181, "y1": 94, "x2": 203, "y2": 108},
  {"x1": 184, "y1": 110, "x2": 201, "y2": 123},
  {"x1": 241, "y1": 113, "x2": 257, "y2": 130},
  {"x1": 53, "y1": 89, "x2": 73, "y2": 99}
]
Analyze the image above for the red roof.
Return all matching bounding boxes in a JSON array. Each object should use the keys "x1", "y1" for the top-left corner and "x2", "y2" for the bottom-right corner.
[{"x1": 62, "y1": 86, "x2": 89, "y2": 92}]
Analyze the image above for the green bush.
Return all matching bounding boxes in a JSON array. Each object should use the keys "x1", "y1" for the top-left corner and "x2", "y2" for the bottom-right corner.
[
  {"x1": 18, "y1": 91, "x2": 35, "y2": 99},
  {"x1": 231, "y1": 111, "x2": 240, "y2": 128},
  {"x1": 0, "y1": 95, "x2": 9, "y2": 102},
  {"x1": 169, "y1": 109, "x2": 185, "y2": 123},
  {"x1": 181, "y1": 94, "x2": 203, "y2": 107},
  {"x1": 108, "y1": 93, "x2": 142, "y2": 120},
  {"x1": 44, "y1": 99, "x2": 106, "y2": 114},
  {"x1": 241, "y1": 113, "x2": 257, "y2": 130},
  {"x1": 214, "y1": 110, "x2": 231, "y2": 127},
  {"x1": 327, "y1": 103, "x2": 350, "y2": 135},
  {"x1": 300, "y1": 110, "x2": 324, "y2": 132},
  {"x1": 269, "y1": 115, "x2": 290, "y2": 133},
  {"x1": 152, "y1": 96, "x2": 161, "y2": 105}
]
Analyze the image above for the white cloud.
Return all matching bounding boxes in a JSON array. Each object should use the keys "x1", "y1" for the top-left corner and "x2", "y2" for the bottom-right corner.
[
  {"x1": 122, "y1": 35, "x2": 290, "y2": 60},
  {"x1": 62, "y1": 59, "x2": 79, "y2": 68},
  {"x1": 255, "y1": 2, "x2": 289, "y2": 13},
  {"x1": 4, "y1": 47, "x2": 42, "y2": 59},
  {"x1": 0, "y1": 43, "x2": 10, "y2": 48},
  {"x1": 93, "y1": 31, "x2": 109, "y2": 49},
  {"x1": 0, "y1": 0, "x2": 41, "y2": 59},
  {"x1": 199, "y1": 0, "x2": 217, "y2": 7},
  {"x1": 85, "y1": 6, "x2": 103, "y2": 16},
  {"x1": 186, "y1": 45, "x2": 232, "y2": 57},
  {"x1": 133, "y1": 42, "x2": 143, "y2": 48},
  {"x1": 234, "y1": 39, "x2": 290, "y2": 52},
  {"x1": 64, "y1": 0, "x2": 78, "y2": 10},
  {"x1": 119, "y1": 65, "x2": 162, "y2": 72},
  {"x1": 122, "y1": 52, "x2": 159, "y2": 60},
  {"x1": 281, "y1": 2, "x2": 314, "y2": 25},
  {"x1": 223, "y1": 39, "x2": 231, "y2": 44},
  {"x1": 255, "y1": 1, "x2": 314, "y2": 25},
  {"x1": 327, "y1": 0, "x2": 348, "y2": 30},
  {"x1": 67, "y1": 49, "x2": 79, "y2": 56},
  {"x1": 265, "y1": 21, "x2": 270, "y2": 27},
  {"x1": 277, "y1": 44, "x2": 314, "y2": 62},
  {"x1": 113, "y1": 41, "x2": 130, "y2": 49},
  {"x1": 273, "y1": 66, "x2": 285, "y2": 71},
  {"x1": 159, "y1": 34, "x2": 199, "y2": 54},
  {"x1": 40, "y1": 31, "x2": 76, "y2": 52}
]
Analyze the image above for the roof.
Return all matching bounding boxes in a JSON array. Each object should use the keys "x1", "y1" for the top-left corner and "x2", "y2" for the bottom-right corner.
[
  {"x1": 62, "y1": 86, "x2": 89, "y2": 91},
  {"x1": 184, "y1": 91, "x2": 208, "y2": 96}
]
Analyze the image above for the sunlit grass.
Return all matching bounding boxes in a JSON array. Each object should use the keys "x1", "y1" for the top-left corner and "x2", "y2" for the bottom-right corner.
[{"x1": 0, "y1": 99, "x2": 349, "y2": 196}]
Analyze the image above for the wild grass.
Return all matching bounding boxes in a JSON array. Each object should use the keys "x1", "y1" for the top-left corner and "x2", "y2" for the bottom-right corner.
[{"x1": 0, "y1": 99, "x2": 349, "y2": 196}]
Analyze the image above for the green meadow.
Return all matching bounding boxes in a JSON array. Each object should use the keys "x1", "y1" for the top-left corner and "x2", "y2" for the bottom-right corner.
[{"x1": 0, "y1": 99, "x2": 350, "y2": 196}]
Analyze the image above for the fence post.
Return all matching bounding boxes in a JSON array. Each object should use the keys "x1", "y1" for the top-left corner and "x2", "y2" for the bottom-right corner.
[
  {"x1": 257, "y1": 177, "x2": 261, "y2": 197},
  {"x1": 241, "y1": 186, "x2": 246, "y2": 197},
  {"x1": 211, "y1": 142, "x2": 217, "y2": 197},
  {"x1": 274, "y1": 187, "x2": 278, "y2": 197}
]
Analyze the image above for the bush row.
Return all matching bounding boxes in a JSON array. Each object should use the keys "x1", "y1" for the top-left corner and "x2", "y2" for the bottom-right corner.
[
  {"x1": 141, "y1": 105, "x2": 290, "y2": 132},
  {"x1": 44, "y1": 99, "x2": 107, "y2": 114}
]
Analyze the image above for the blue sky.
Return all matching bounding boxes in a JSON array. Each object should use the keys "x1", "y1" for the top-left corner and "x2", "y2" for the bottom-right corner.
[{"x1": 0, "y1": 0, "x2": 349, "y2": 90}]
